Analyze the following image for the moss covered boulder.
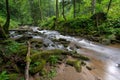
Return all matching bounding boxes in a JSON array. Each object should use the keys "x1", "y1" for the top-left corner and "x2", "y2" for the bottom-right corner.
[{"x1": 67, "y1": 59, "x2": 82, "y2": 72}]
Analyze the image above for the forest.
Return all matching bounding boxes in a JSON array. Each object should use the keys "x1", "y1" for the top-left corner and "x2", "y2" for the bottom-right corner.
[{"x1": 0, "y1": 0, "x2": 120, "y2": 80}]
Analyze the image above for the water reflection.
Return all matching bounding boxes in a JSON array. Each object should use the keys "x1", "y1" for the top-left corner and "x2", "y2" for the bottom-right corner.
[{"x1": 104, "y1": 61, "x2": 120, "y2": 80}]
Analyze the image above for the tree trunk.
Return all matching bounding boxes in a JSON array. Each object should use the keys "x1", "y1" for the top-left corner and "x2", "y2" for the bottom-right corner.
[
  {"x1": 3, "y1": 0, "x2": 10, "y2": 35},
  {"x1": 91, "y1": 0, "x2": 96, "y2": 14},
  {"x1": 56, "y1": 0, "x2": 59, "y2": 20},
  {"x1": 0, "y1": 25, "x2": 7, "y2": 39},
  {"x1": 38, "y1": 0, "x2": 42, "y2": 20},
  {"x1": 73, "y1": 0, "x2": 76, "y2": 18},
  {"x1": 62, "y1": 0, "x2": 66, "y2": 21},
  {"x1": 107, "y1": 0, "x2": 112, "y2": 15},
  {"x1": 25, "y1": 41, "x2": 31, "y2": 80}
]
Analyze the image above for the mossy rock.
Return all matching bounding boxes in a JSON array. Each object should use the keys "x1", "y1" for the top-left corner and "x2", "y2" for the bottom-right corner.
[
  {"x1": 30, "y1": 59, "x2": 46, "y2": 74},
  {"x1": 30, "y1": 38, "x2": 43, "y2": 43},
  {"x1": 31, "y1": 49, "x2": 66, "y2": 62},
  {"x1": 40, "y1": 49, "x2": 67, "y2": 59},
  {"x1": 30, "y1": 38, "x2": 43, "y2": 48},
  {"x1": 71, "y1": 53, "x2": 89, "y2": 61},
  {"x1": 101, "y1": 38, "x2": 111, "y2": 45},
  {"x1": 53, "y1": 38, "x2": 70, "y2": 47},
  {"x1": 67, "y1": 60, "x2": 82, "y2": 72}
]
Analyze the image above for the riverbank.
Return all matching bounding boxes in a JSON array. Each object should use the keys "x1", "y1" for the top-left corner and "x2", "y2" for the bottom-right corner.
[
  {"x1": 53, "y1": 44, "x2": 120, "y2": 80},
  {"x1": 1, "y1": 27, "x2": 120, "y2": 80}
]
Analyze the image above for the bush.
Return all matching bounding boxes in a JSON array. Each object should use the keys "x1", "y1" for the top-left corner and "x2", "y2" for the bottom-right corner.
[
  {"x1": 48, "y1": 55, "x2": 58, "y2": 65},
  {"x1": 0, "y1": 71, "x2": 9, "y2": 80}
]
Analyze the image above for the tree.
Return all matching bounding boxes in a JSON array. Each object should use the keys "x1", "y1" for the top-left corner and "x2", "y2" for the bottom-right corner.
[
  {"x1": 38, "y1": 0, "x2": 42, "y2": 20},
  {"x1": 0, "y1": 0, "x2": 10, "y2": 39},
  {"x1": 91, "y1": 0, "x2": 96, "y2": 14},
  {"x1": 73, "y1": 0, "x2": 76, "y2": 18},
  {"x1": 107, "y1": 0, "x2": 112, "y2": 15},
  {"x1": 62, "y1": 0, "x2": 66, "y2": 21},
  {"x1": 3, "y1": 0, "x2": 10, "y2": 34},
  {"x1": 56, "y1": 0, "x2": 59, "y2": 20},
  {"x1": 28, "y1": 0, "x2": 41, "y2": 25}
]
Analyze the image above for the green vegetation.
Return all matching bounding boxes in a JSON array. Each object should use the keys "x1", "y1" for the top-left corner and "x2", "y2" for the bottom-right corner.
[
  {"x1": 0, "y1": 0, "x2": 120, "y2": 42},
  {"x1": 0, "y1": 0, "x2": 120, "y2": 80},
  {"x1": 0, "y1": 16, "x2": 19, "y2": 29},
  {"x1": 0, "y1": 39, "x2": 88, "y2": 79},
  {"x1": 67, "y1": 60, "x2": 82, "y2": 72},
  {"x1": 0, "y1": 71, "x2": 9, "y2": 80},
  {"x1": 48, "y1": 55, "x2": 59, "y2": 65}
]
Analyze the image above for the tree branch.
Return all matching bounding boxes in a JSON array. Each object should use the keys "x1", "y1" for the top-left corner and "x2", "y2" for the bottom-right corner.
[{"x1": 25, "y1": 41, "x2": 31, "y2": 80}]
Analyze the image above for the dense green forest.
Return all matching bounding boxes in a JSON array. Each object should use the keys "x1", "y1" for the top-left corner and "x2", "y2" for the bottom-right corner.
[
  {"x1": 0, "y1": 0, "x2": 120, "y2": 42},
  {"x1": 0, "y1": 0, "x2": 120, "y2": 80}
]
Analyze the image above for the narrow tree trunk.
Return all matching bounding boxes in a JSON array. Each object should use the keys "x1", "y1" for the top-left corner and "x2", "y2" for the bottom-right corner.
[
  {"x1": 107, "y1": 0, "x2": 112, "y2": 15},
  {"x1": 3, "y1": 0, "x2": 10, "y2": 34},
  {"x1": 73, "y1": 0, "x2": 76, "y2": 18},
  {"x1": 0, "y1": 25, "x2": 7, "y2": 39},
  {"x1": 56, "y1": 0, "x2": 59, "y2": 20},
  {"x1": 78, "y1": 1, "x2": 80, "y2": 14},
  {"x1": 91, "y1": 0, "x2": 96, "y2": 14},
  {"x1": 25, "y1": 41, "x2": 31, "y2": 80},
  {"x1": 38, "y1": 0, "x2": 42, "y2": 20},
  {"x1": 62, "y1": 0, "x2": 66, "y2": 21}
]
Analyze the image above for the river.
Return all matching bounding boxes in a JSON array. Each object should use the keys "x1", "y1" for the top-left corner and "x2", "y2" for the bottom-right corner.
[{"x1": 10, "y1": 27, "x2": 120, "y2": 80}]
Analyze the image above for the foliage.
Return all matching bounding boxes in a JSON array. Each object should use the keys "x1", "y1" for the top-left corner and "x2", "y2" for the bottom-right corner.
[
  {"x1": 41, "y1": 68, "x2": 57, "y2": 80},
  {"x1": 48, "y1": 55, "x2": 58, "y2": 65},
  {"x1": 47, "y1": 69, "x2": 57, "y2": 79},
  {"x1": 4, "y1": 40, "x2": 21, "y2": 55},
  {"x1": 0, "y1": 16, "x2": 18, "y2": 29},
  {"x1": 30, "y1": 59, "x2": 46, "y2": 74},
  {"x1": 98, "y1": 18, "x2": 120, "y2": 35},
  {"x1": 0, "y1": 71, "x2": 9, "y2": 80}
]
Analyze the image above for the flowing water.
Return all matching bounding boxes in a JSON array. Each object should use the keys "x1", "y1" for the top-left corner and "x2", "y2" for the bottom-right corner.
[{"x1": 10, "y1": 27, "x2": 120, "y2": 80}]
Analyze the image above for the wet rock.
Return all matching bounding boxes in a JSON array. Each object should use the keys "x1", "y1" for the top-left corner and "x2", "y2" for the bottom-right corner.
[
  {"x1": 53, "y1": 38, "x2": 70, "y2": 47},
  {"x1": 101, "y1": 38, "x2": 111, "y2": 45},
  {"x1": 68, "y1": 42, "x2": 81, "y2": 51},
  {"x1": 86, "y1": 66, "x2": 92, "y2": 70},
  {"x1": 116, "y1": 63, "x2": 120, "y2": 67},
  {"x1": 43, "y1": 39, "x2": 53, "y2": 47},
  {"x1": 15, "y1": 34, "x2": 32, "y2": 42},
  {"x1": 30, "y1": 38, "x2": 43, "y2": 49},
  {"x1": 70, "y1": 53, "x2": 89, "y2": 61}
]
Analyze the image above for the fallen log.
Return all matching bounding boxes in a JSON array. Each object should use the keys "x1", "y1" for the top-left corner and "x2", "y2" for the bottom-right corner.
[
  {"x1": 9, "y1": 29, "x2": 32, "y2": 32},
  {"x1": 25, "y1": 41, "x2": 31, "y2": 80}
]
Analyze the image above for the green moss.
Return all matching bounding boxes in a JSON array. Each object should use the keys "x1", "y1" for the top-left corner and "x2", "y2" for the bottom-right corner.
[
  {"x1": 30, "y1": 59, "x2": 46, "y2": 74},
  {"x1": 31, "y1": 49, "x2": 66, "y2": 62},
  {"x1": 40, "y1": 49, "x2": 66, "y2": 59},
  {"x1": 67, "y1": 60, "x2": 82, "y2": 72},
  {"x1": 31, "y1": 52, "x2": 41, "y2": 62},
  {"x1": 71, "y1": 53, "x2": 89, "y2": 61},
  {"x1": 30, "y1": 38, "x2": 43, "y2": 43},
  {"x1": 74, "y1": 60, "x2": 81, "y2": 72}
]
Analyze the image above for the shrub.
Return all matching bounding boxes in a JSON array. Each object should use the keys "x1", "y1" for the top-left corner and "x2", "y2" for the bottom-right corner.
[{"x1": 0, "y1": 71, "x2": 9, "y2": 80}]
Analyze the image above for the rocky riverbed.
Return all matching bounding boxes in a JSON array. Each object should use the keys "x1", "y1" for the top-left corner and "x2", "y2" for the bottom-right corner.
[{"x1": 8, "y1": 26, "x2": 120, "y2": 80}]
